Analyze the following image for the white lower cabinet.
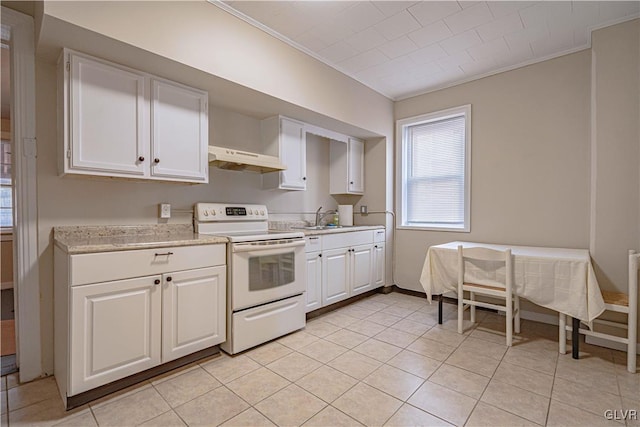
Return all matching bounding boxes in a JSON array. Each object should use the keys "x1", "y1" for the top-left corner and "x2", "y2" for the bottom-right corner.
[
  {"x1": 304, "y1": 229, "x2": 385, "y2": 313},
  {"x1": 162, "y1": 266, "x2": 226, "y2": 362},
  {"x1": 70, "y1": 276, "x2": 161, "y2": 395},
  {"x1": 305, "y1": 251, "x2": 323, "y2": 312},
  {"x1": 55, "y1": 244, "x2": 226, "y2": 404}
]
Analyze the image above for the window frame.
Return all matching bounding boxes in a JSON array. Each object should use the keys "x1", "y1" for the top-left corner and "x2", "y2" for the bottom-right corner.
[{"x1": 396, "y1": 104, "x2": 471, "y2": 232}]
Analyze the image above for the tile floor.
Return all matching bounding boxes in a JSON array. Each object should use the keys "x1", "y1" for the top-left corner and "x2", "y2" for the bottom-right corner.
[{"x1": 1, "y1": 292, "x2": 639, "y2": 426}]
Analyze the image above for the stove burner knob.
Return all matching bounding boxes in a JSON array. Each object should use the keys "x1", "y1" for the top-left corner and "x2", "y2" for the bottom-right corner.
[
  {"x1": 211, "y1": 210, "x2": 216, "y2": 216},
  {"x1": 248, "y1": 209, "x2": 253, "y2": 215},
  {"x1": 260, "y1": 210, "x2": 265, "y2": 215},
  {"x1": 203, "y1": 211, "x2": 208, "y2": 216}
]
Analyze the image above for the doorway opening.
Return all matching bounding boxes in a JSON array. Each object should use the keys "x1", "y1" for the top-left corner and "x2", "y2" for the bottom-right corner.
[{"x1": 0, "y1": 26, "x2": 17, "y2": 376}]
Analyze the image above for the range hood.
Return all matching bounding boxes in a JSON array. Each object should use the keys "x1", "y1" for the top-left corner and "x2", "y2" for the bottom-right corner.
[{"x1": 208, "y1": 146, "x2": 286, "y2": 173}]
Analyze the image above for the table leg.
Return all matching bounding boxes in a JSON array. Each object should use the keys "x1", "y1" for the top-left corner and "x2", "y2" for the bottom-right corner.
[
  {"x1": 438, "y1": 295, "x2": 443, "y2": 325},
  {"x1": 572, "y1": 317, "x2": 580, "y2": 359}
]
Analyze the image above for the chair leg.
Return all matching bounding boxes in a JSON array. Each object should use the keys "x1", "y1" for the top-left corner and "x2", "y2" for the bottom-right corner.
[
  {"x1": 470, "y1": 291, "x2": 476, "y2": 323},
  {"x1": 514, "y1": 295, "x2": 521, "y2": 333},
  {"x1": 506, "y1": 295, "x2": 513, "y2": 347},
  {"x1": 629, "y1": 308, "x2": 637, "y2": 373},
  {"x1": 458, "y1": 293, "x2": 464, "y2": 334},
  {"x1": 438, "y1": 295, "x2": 443, "y2": 325},
  {"x1": 559, "y1": 313, "x2": 566, "y2": 354}
]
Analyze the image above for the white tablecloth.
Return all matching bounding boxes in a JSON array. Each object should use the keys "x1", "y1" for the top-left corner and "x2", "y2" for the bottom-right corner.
[{"x1": 419, "y1": 241, "x2": 606, "y2": 322}]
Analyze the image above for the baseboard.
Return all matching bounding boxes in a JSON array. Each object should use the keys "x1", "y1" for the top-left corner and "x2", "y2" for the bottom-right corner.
[{"x1": 0, "y1": 281, "x2": 13, "y2": 290}]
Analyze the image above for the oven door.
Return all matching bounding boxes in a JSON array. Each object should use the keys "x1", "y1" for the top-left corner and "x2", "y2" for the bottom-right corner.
[{"x1": 230, "y1": 238, "x2": 306, "y2": 311}]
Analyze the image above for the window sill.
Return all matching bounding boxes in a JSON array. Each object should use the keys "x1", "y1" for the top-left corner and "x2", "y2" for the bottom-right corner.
[{"x1": 396, "y1": 225, "x2": 470, "y2": 233}]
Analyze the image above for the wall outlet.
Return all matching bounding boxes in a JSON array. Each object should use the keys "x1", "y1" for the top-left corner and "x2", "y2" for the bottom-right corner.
[
  {"x1": 159, "y1": 203, "x2": 171, "y2": 219},
  {"x1": 360, "y1": 205, "x2": 368, "y2": 214}
]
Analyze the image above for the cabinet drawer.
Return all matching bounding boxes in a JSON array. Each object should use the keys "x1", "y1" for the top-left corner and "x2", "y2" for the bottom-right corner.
[
  {"x1": 305, "y1": 236, "x2": 322, "y2": 253},
  {"x1": 374, "y1": 229, "x2": 386, "y2": 243},
  {"x1": 322, "y1": 231, "x2": 373, "y2": 251},
  {"x1": 70, "y1": 244, "x2": 225, "y2": 286}
]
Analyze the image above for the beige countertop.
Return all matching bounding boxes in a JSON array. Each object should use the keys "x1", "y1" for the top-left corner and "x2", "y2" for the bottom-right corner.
[
  {"x1": 297, "y1": 225, "x2": 385, "y2": 236},
  {"x1": 54, "y1": 224, "x2": 228, "y2": 254}
]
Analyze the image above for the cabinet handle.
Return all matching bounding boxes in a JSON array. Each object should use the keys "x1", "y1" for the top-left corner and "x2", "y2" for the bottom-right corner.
[
  {"x1": 154, "y1": 252, "x2": 174, "y2": 256},
  {"x1": 154, "y1": 279, "x2": 160, "y2": 285},
  {"x1": 350, "y1": 181, "x2": 354, "y2": 184},
  {"x1": 374, "y1": 245, "x2": 378, "y2": 248},
  {"x1": 319, "y1": 253, "x2": 322, "y2": 257},
  {"x1": 166, "y1": 276, "x2": 172, "y2": 282},
  {"x1": 154, "y1": 158, "x2": 160, "y2": 163},
  {"x1": 138, "y1": 156, "x2": 145, "y2": 162},
  {"x1": 309, "y1": 237, "x2": 319, "y2": 240}
]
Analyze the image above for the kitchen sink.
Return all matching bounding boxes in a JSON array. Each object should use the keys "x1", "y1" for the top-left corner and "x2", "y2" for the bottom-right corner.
[{"x1": 293, "y1": 225, "x2": 353, "y2": 230}]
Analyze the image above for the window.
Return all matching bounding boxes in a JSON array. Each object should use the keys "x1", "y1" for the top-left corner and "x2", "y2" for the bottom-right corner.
[
  {"x1": 0, "y1": 140, "x2": 11, "y2": 229},
  {"x1": 397, "y1": 105, "x2": 470, "y2": 231}
]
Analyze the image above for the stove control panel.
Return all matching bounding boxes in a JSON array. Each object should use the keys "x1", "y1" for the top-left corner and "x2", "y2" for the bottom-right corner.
[{"x1": 195, "y1": 203, "x2": 268, "y2": 222}]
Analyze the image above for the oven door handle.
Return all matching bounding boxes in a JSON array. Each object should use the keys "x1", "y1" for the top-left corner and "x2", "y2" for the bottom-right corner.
[{"x1": 232, "y1": 239, "x2": 306, "y2": 253}]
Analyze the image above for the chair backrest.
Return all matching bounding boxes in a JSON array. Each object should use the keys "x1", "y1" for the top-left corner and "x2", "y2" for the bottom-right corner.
[{"x1": 457, "y1": 245, "x2": 513, "y2": 293}]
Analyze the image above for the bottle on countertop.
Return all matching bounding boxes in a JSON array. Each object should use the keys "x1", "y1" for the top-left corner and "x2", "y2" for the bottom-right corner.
[{"x1": 333, "y1": 213, "x2": 340, "y2": 226}]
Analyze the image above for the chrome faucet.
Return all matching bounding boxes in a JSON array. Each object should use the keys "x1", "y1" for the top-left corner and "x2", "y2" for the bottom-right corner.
[{"x1": 315, "y1": 206, "x2": 336, "y2": 226}]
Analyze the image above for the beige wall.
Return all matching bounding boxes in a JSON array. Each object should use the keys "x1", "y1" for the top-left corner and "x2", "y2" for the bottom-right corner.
[
  {"x1": 590, "y1": 19, "x2": 640, "y2": 292},
  {"x1": 394, "y1": 51, "x2": 592, "y2": 294},
  {"x1": 1, "y1": 239, "x2": 13, "y2": 286}
]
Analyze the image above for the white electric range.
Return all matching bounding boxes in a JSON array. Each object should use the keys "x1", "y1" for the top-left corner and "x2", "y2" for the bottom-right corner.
[{"x1": 195, "y1": 203, "x2": 306, "y2": 354}]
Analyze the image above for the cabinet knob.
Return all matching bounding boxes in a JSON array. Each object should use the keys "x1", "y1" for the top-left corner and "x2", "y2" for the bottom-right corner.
[
  {"x1": 319, "y1": 253, "x2": 322, "y2": 257},
  {"x1": 350, "y1": 181, "x2": 354, "y2": 184},
  {"x1": 154, "y1": 279, "x2": 160, "y2": 285},
  {"x1": 374, "y1": 245, "x2": 378, "y2": 248},
  {"x1": 138, "y1": 156, "x2": 145, "y2": 162},
  {"x1": 302, "y1": 177, "x2": 306, "y2": 181},
  {"x1": 166, "y1": 276, "x2": 172, "y2": 282},
  {"x1": 154, "y1": 158, "x2": 160, "y2": 163}
]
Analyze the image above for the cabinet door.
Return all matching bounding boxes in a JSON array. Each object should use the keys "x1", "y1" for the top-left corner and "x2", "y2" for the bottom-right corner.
[
  {"x1": 351, "y1": 244, "x2": 373, "y2": 296},
  {"x1": 305, "y1": 251, "x2": 323, "y2": 312},
  {"x1": 373, "y1": 244, "x2": 385, "y2": 288},
  {"x1": 151, "y1": 80, "x2": 208, "y2": 183},
  {"x1": 69, "y1": 276, "x2": 161, "y2": 395},
  {"x1": 348, "y1": 138, "x2": 364, "y2": 194},
  {"x1": 322, "y1": 248, "x2": 349, "y2": 305},
  {"x1": 279, "y1": 118, "x2": 306, "y2": 190},
  {"x1": 162, "y1": 266, "x2": 226, "y2": 362},
  {"x1": 68, "y1": 53, "x2": 147, "y2": 177}
]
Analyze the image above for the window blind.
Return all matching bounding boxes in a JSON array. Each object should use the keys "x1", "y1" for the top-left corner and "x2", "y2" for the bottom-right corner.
[{"x1": 405, "y1": 115, "x2": 466, "y2": 228}]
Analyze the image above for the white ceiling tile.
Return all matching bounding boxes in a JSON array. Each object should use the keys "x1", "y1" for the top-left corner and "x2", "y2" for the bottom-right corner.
[
  {"x1": 345, "y1": 27, "x2": 387, "y2": 52},
  {"x1": 333, "y1": 2, "x2": 386, "y2": 33},
  {"x1": 598, "y1": 1, "x2": 640, "y2": 22},
  {"x1": 408, "y1": 60, "x2": 445, "y2": 77},
  {"x1": 357, "y1": 56, "x2": 415, "y2": 80},
  {"x1": 407, "y1": 20, "x2": 453, "y2": 48},
  {"x1": 257, "y1": 4, "x2": 318, "y2": 39},
  {"x1": 319, "y1": 41, "x2": 360, "y2": 63},
  {"x1": 467, "y1": 37, "x2": 510, "y2": 61},
  {"x1": 295, "y1": 31, "x2": 330, "y2": 52},
  {"x1": 457, "y1": 1, "x2": 482, "y2": 9},
  {"x1": 488, "y1": 1, "x2": 536, "y2": 18},
  {"x1": 306, "y1": 22, "x2": 355, "y2": 47},
  {"x1": 291, "y1": 1, "x2": 357, "y2": 24},
  {"x1": 571, "y1": 2, "x2": 600, "y2": 29},
  {"x1": 530, "y1": 27, "x2": 575, "y2": 56},
  {"x1": 437, "y1": 50, "x2": 474, "y2": 71},
  {"x1": 409, "y1": 43, "x2": 449, "y2": 64},
  {"x1": 503, "y1": 25, "x2": 548, "y2": 52},
  {"x1": 338, "y1": 48, "x2": 388, "y2": 74},
  {"x1": 444, "y1": 2, "x2": 495, "y2": 34},
  {"x1": 476, "y1": 13, "x2": 523, "y2": 41},
  {"x1": 439, "y1": 29, "x2": 483, "y2": 54},
  {"x1": 373, "y1": 1, "x2": 419, "y2": 17},
  {"x1": 227, "y1": 1, "x2": 290, "y2": 23},
  {"x1": 378, "y1": 36, "x2": 419, "y2": 59},
  {"x1": 519, "y1": 2, "x2": 571, "y2": 31},
  {"x1": 407, "y1": 1, "x2": 461, "y2": 26},
  {"x1": 460, "y1": 58, "x2": 498, "y2": 75},
  {"x1": 494, "y1": 46, "x2": 534, "y2": 67},
  {"x1": 573, "y1": 27, "x2": 591, "y2": 46},
  {"x1": 374, "y1": 10, "x2": 422, "y2": 40}
]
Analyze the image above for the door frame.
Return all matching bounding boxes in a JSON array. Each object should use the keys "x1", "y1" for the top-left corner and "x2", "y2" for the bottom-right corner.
[{"x1": 2, "y1": 6, "x2": 42, "y2": 382}]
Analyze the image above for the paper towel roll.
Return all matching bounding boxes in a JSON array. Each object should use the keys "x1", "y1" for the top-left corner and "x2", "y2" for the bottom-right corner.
[{"x1": 338, "y1": 205, "x2": 353, "y2": 226}]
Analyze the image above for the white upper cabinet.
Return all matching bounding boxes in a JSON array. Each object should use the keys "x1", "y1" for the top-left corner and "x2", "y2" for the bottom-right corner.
[
  {"x1": 262, "y1": 116, "x2": 306, "y2": 190},
  {"x1": 330, "y1": 137, "x2": 365, "y2": 195},
  {"x1": 65, "y1": 53, "x2": 148, "y2": 177},
  {"x1": 151, "y1": 79, "x2": 208, "y2": 182},
  {"x1": 59, "y1": 49, "x2": 209, "y2": 183}
]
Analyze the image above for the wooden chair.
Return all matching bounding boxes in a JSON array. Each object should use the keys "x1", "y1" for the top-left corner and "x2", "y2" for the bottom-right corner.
[
  {"x1": 559, "y1": 250, "x2": 638, "y2": 373},
  {"x1": 457, "y1": 245, "x2": 519, "y2": 346}
]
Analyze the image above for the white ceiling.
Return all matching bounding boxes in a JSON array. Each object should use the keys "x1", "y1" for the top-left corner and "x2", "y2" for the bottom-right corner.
[{"x1": 215, "y1": 1, "x2": 639, "y2": 100}]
